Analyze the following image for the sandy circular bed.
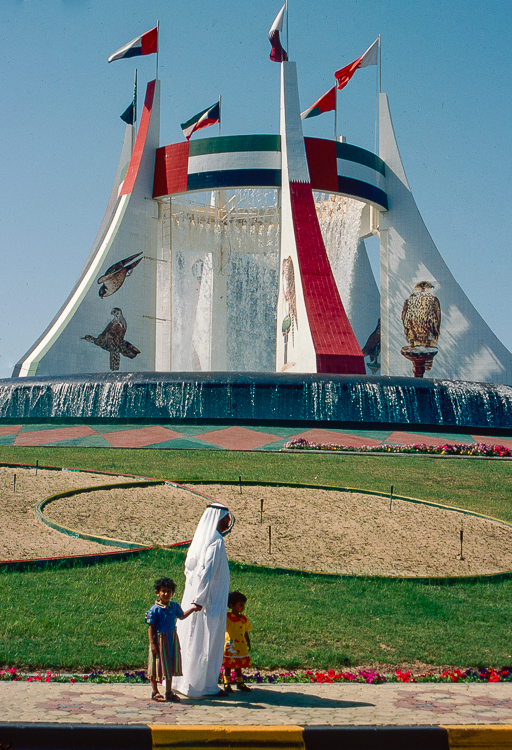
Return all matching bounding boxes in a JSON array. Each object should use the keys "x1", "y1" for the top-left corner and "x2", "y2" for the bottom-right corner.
[
  {"x1": 0, "y1": 467, "x2": 130, "y2": 561},
  {"x1": 7, "y1": 467, "x2": 509, "y2": 577}
]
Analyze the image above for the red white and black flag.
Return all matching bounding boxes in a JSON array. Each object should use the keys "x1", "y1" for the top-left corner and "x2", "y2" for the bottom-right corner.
[
  {"x1": 181, "y1": 100, "x2": 220, "y2": 141},
  {"x1": 108, "y1": 26, "x2": 158, "y2": 63},
  {"x1": 269, "y1": 4, "x2": 288, "y2": 63},
  {"x1": 301, "y1": 86, "x2": 336, "y2": 120}
]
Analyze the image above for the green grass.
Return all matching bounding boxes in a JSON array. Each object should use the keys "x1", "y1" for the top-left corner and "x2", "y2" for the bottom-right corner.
[
  {"x1": 1, "y1": 445, "x2": 512, "y2": 671},
  {"x1": 1, "y1": 548, "x2": 512, "y2": 671}
]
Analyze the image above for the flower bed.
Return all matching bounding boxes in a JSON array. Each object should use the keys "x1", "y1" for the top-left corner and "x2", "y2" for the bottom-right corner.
[
  {"x1": 2, "y1": 666, "x2": 512, "y2": 684},
  {"x1": 284, "y1": 438, "x2": 512, "y2": 457}
]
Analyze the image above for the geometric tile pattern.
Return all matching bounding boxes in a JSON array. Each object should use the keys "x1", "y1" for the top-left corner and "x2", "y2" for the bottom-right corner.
[
  {"x1": 102, "y1": 426, "x2": 184, "y2": 448},
  {"x1": 0, "y1": 421, "x2": 510, "y2": 450},
  {"x1": 293, "y1": 429, "x2": 384, "y2": 448},
  {"x1": 193, "y1": 426, "x2": 283, "y2": 450},
  {"x1": 386, "y1": 431, "x2": 474, "y2": 447},
  {"x1": 14, "y1": 426, "x2": 98, "y2": 447},
  {"x1": 3, "y1": 681, "x2": 512, "y2": 726}
]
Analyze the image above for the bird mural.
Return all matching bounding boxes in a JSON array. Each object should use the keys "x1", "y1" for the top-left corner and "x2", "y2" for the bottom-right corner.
[
  {"x1": 81, "y1": 307, "x2": 140, "y2": 371},
  {"x1": 402, "y1": 281, "x2": 441, "y2": 347},
  {"x1": 97, "y1": 252, "x2": 143, "y2": 298},
  {"x1": 361, "y1": 318, "x2": 381, "y2": 365},
  {"x1": 282, "y1": 256, "x2": 298, "y2": 344}
]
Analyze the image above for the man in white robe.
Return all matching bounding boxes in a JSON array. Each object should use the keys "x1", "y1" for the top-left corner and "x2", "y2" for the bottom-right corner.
[{"x1": 174, "y1": 503, "x2": 231, "y2": 698}]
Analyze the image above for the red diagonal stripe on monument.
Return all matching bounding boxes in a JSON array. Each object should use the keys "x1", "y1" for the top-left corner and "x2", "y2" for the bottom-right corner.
[
  {"x1": 289, "y1": 181, "x2": 365, "y2": 374},
  {"x1": 120, "y1": 80, "x2": 156, "y2": 197}
]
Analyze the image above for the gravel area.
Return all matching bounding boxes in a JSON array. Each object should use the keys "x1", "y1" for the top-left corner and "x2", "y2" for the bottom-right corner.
[{"x1": 4, "y1": 467, "x2": 507, "y2": 577}]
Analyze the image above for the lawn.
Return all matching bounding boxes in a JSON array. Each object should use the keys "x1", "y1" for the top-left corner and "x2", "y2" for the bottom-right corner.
[{"x1": 0, "y1": 445, "x2": 511, "y2": 671}]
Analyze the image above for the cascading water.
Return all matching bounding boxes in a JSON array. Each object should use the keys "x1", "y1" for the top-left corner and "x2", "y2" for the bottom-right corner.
[
  {"x1": 1, "y1": 372, "x2": 511, "y2": 429},
  {"x1": 315, "y1": 193, "x2": 364, "y2": 318},
  {"x1": 160, "y1": 189, "x2": 279, "y2": 373}
]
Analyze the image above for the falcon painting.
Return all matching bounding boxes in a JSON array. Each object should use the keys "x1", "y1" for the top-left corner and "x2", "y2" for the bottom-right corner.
[
  {"x1": 361, "y1": 319, "x2": 381, "y2": 364},
  {"x1": 282, "y1": 256, "x2": 298, "y2": 344},
  {"x1": 401, "y1": 281, "x2": 441, "y2": 347},
  {"x1": 82, "y1": 307, "x2": 140, "y2": 371},
  {"x1": 97, "y1": 252, "x2": 143, "y2": 298}
]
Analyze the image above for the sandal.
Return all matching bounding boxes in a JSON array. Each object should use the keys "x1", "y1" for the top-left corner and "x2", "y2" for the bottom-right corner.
[
  {"x1": 151, "y1": 691, "x2": 165, "y2": 702},
  {"x1": 166, "y1": 691, "x2": 181, "y2": 702}
]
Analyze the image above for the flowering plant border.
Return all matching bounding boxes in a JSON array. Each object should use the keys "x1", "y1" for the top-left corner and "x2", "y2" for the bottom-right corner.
[
  {"x1": 2, "y1": 666, "x2": 512, "y2": 685},
  {"x1": 284, "y1": 438, "x2": 512, "y2": 458}
]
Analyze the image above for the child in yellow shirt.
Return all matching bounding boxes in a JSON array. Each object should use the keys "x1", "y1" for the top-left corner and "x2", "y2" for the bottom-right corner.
[{"x1": 222, "y1": 591, "x2": 252, "y2": 692}]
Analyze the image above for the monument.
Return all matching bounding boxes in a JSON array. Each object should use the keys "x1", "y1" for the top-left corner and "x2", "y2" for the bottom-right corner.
[{"x1": 2, "y1": 24, "x2": 511, "y2": 431}]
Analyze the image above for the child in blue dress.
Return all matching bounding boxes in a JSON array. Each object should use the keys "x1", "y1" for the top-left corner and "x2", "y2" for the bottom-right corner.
[{"x1": 146, "y1": 577, "x2": 200, "y2": 702}]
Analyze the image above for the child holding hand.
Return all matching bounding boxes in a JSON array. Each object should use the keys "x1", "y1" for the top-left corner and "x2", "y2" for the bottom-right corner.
[
  {"x1": 222, "y1": 591, "x2": 252, "y2": 693},
  {"x1": 146, "y1": 576, "x2": 199, "y2": 702}
]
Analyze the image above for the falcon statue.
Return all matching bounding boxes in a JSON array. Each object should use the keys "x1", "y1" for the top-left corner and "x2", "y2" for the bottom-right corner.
[
  {"x1": 402, "y1": 281, "x2": 441, "y2": 347},
  {"x1": 282, "y1": 256, "x2": 298, "y2": 344},
  {"x1": 361, "y1": 319, "x2": 381, "y2": 364},
  {"x1": 97, "y1": 252, "x2": 143, "y2": 298},
  {"x1": 82, "y1": 307, "x2": 140, "y2": 371}
]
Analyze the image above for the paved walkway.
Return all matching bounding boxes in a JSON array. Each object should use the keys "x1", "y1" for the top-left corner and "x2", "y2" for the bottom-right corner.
[
  {"x1": 1, "y1": 422, "x2": 511, "y2": 450},
  {"x1": 2, "y1": 681, "x2": 512, "y2": 725}
]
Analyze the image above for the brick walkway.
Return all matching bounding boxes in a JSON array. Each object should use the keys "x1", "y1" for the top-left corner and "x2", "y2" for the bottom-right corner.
[{"x1": 1, "y1": 681, "x2": 512, "y2": 725}]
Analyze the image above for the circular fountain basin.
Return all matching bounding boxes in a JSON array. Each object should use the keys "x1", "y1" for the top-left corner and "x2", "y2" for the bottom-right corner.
[{"x1": 1, "y1": 372, "x2": 512, "y2": 432}]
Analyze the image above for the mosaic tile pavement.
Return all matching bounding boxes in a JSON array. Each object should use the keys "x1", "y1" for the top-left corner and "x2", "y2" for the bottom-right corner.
[
  {"x1": 1, "y1": 682, "x2": 512, "y2": 725},
  {"x1": 0, "y1": 422, "x2": 511, "y2": 450}
]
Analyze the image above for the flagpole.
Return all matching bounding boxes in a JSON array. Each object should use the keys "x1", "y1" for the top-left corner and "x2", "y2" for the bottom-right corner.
[
  {"x1": 286, "y1": 0, "x2": 289, "y2": 60},
  {"x1": 156, "y1": 19, "x2": 160, "y2": 80},
  {"x1": 219, "y1": 94, "x2": 222, "y2": 137},
  {"x1": 334, "y1": 87, "x2": 337, "y2": 141},
  {"x1": 134, "y1": 68, "x2": 138, "y2": 131},
  {"x1": 379, "y1": 33, "x2": 382, "y2": 93},
  {"x1": 374, "y1": 34, "x2": 380, "y2": 155}
]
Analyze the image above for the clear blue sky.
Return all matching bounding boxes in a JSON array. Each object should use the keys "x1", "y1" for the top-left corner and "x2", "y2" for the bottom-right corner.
[{"x1": 1, "y1": 0, "x2": 511, "y2": 379}]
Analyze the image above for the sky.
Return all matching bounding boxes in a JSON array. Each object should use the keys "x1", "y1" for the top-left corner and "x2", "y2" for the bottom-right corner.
[{"x1": 1, "y1": 0, "x2": 511, "y2": 380}]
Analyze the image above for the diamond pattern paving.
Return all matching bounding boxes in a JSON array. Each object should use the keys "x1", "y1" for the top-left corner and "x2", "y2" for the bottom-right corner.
[
  {"x1": 193, "y1": 426, "x2": 283, "y2": 450},
  {"x1": 1, "y1": 421, "x2": 510, "y2": 451},
  {"x1": 293, "y1": 429, "x2": 385, "y2": 447},
  {"x1": 0, "y1": 424, "x2": 22, "y2": 436},
  {"x1": 101, "y1": 426, "x2": 184, "y2": 448},
  {"x1": 14, "y1": 426, "x2": 98, "y2": 446},
  {"x1": 472, "y1": 435, "x2": 512, "y2": 449},
  {"x1": 387, "y1": 431, "x2": 473, "y2": 447}
]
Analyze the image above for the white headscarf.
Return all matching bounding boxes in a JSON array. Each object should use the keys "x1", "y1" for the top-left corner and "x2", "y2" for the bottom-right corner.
[{"x1": 184, "y1": 503, "x2": 230, "y2": 573}]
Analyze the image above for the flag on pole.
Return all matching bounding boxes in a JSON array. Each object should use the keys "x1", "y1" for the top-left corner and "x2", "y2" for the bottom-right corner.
[
  {"x1": 181, "y1": 100, "x2": 220, "y2": 140},
  {"x1": 120, "y1": 73, "x2": 137, "y2": 125},
  {"x1": 301, "y1": 86, "x2": 336, "y2": 120},
  {"x1": 334, "y1": 38, "x2": 379, "y2": 90},
  {"x1": 108, "y1": 26, "x2": 158, "y2": 62},
  {"x1": 269, "y1": 4, "x2": 288, "y2": 63}
]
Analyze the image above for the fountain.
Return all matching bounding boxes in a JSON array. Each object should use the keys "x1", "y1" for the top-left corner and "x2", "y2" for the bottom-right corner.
[
  {"x1": 1, "y1": 372, "x2": 512, "y2": 433},
  {"x1": 3, "y1": 63, "x2": 511, "y2": 438}
]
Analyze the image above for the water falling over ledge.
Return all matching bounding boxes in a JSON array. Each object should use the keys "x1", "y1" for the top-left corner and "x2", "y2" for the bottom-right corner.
[{"x1": 1, "y1": 373, "x2": 511, "y2": 431}]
